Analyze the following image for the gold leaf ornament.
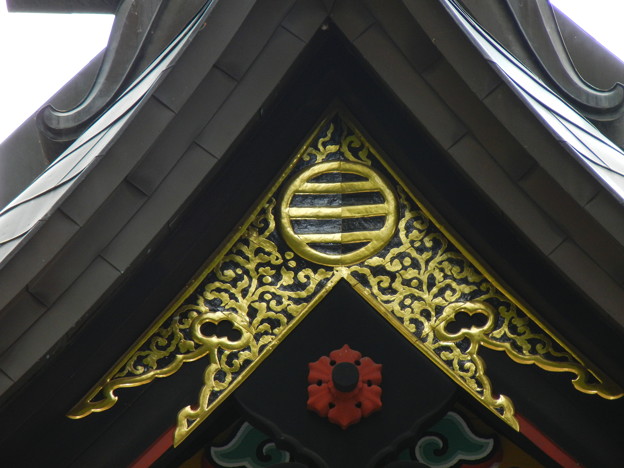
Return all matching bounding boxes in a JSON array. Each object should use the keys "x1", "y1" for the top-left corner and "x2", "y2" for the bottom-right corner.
[{"x1": 68, "y1": 109, "x2": 622, "y2": 446}]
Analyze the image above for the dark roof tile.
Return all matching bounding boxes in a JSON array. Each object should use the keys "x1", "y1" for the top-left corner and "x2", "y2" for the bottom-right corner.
[
  {"x1": 448, "y1": 134, "x2": 566, "y2": 255},
  {"x1": 59, "y1": 97, "x2": 174, "y2": 225},
  {"x1": 353, "y1": 24, "x2": 466, "y2": 149},
  {"x1": 128, "y1": 69, "x2": 236, "y2": 195},
  {"x1": 331, "y1": 0, "x2": 375, "y2": 42},
  {"x1": 102, "y1": 144, "x2": 217, "y2": 273},
  {"x1": 519, "y1": 167, "x2": 624, "y2": 285},
  {"x1": 0, "y1": 291, "x2": 46, "y2": 356},
  {"x1": 549, "y1": 239, "x2": 624, "y2": 327},
  {"x1": 0, "y1": 257, "x2": 120, "y2": 382},
  {"x1": 0, "y1": 190, "x2": 70, "y2": 253},
  {"x1": 281, "y1": 0, "x2": 327, "y2": 43},
  {"x1": 422, "y1": 60, "x2": 535, "y2": 180},
  {"x1": 153, "y1": 0, "x2": 256, "y2": 113},
  {"x1": 196, "y1": 27, "x2": 306, "y2": 158},
  {"x1": 102, "y1": 98, "x2": 176, "y2": 178},
  {"x1": 366, "y1": 0, "x2": 440, "y2": 72},
  {"x1": 0, "y1": 211, "x2": 79, "y2": 311},
  {"x1": 403, "y1": 0, "x2": 501, "y2": 99},
  {"x1": 28, "y1": 182, "x2": 146, "y2": 307},
  {"x1": 0, "y1": 239, "x2": 21, "y2": 269},
  {"x1": 585, "y1": 190, "x2": 624, "y2": 249},
  {"x1": 483, "y1": 85, "x2": 602, "y2": 206},
  {"x1": 216, "y1": 0, "x2": 296, "y2": 81},
  {"x1": 0, "y1": 370, "x2": 12, "y2": 395}
]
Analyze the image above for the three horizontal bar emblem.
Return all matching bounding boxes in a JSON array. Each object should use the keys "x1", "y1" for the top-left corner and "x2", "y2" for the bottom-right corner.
[{"x1": 279, "y1": 161, "x2": 398, "y2": 266}]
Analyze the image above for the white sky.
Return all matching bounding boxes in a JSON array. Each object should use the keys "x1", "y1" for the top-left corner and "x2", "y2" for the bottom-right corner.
[
  {"x1": 0, "y1": 2, "x2": 113, "y2": 143},
  {"x1": 550, "y1": 0, "x2": 624, "y2": 59},
  {"x1": 0, "y1": 1, "x2": 623, "y2": 144}
]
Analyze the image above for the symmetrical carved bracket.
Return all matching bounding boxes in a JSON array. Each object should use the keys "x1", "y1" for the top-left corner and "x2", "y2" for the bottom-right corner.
[{"x1": 68, "y1": 109, "x2": 622, "y2": 445}]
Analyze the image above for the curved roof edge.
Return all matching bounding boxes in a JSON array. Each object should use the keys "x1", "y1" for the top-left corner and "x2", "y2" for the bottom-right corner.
[
  {"x1": 0, "y1": 0, "x2": 221, "y2": 266},
  {"x1": 442, "y1": 0, "x2": 624, "y2": 204}
]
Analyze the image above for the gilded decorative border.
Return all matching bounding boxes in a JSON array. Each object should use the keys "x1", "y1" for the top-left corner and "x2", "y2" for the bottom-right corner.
[{"x1": 68, "y1": 106, "x2": 622, "y2": 446}]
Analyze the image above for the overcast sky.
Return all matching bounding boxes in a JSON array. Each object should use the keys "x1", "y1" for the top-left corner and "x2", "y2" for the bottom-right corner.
[
  {"x1": 0, "y1": 0, "x2": 623, "y2": 144},
  {"x1": 0, "y1": 2, "x2": 113, "y2": 143}
]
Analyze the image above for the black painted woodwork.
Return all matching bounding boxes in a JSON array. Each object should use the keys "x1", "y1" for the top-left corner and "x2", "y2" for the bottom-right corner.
[
  {"x1": 331, "y1": 362, "x2": 360, "y2": 393},
  {"x1": 235, "y1": 282, "x2": 457, "y2": 468}
]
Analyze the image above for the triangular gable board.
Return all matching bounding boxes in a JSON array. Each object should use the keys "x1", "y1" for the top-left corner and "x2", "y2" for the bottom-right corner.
[{"x1": 68, "y1": 108, "x2": 622, "y2": 446}]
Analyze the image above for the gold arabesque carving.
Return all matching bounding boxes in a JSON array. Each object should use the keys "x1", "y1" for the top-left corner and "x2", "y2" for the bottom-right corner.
[{"x1": 68, "y1": 108, "x2": 623, "y2": 446}]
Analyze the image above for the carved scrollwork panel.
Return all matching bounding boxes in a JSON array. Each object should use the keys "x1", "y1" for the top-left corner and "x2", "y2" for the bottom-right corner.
[{"x1": 69, "y1": 109, "x2": 622, "y2": 446}]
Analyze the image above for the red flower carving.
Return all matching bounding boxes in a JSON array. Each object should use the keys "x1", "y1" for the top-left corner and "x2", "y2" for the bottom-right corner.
[{"x1": 307, "y1": 345, "x2": 382, "y2": 429}]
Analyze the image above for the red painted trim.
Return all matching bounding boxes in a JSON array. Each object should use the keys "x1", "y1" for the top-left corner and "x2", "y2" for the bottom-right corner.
[
  {"x1": 517, "y1": 413, "x2": 582, "y2": 467},
  {"x1": 129, "y1": 425, "x2": 175, "y2": 468}
]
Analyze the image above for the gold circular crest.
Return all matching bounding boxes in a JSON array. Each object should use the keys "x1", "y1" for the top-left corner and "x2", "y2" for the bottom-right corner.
[{"x1": 279, "y1": 161, "x2": 398, "y2": 266}]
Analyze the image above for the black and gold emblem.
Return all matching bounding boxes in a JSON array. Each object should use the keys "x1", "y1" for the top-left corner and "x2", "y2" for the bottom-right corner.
[
  {"x1": 279, "y1": 160, "x2": 397, "y2": 266},
  {"x1": 68, "y1": 108, "x2": 622, "y2": 446}
]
